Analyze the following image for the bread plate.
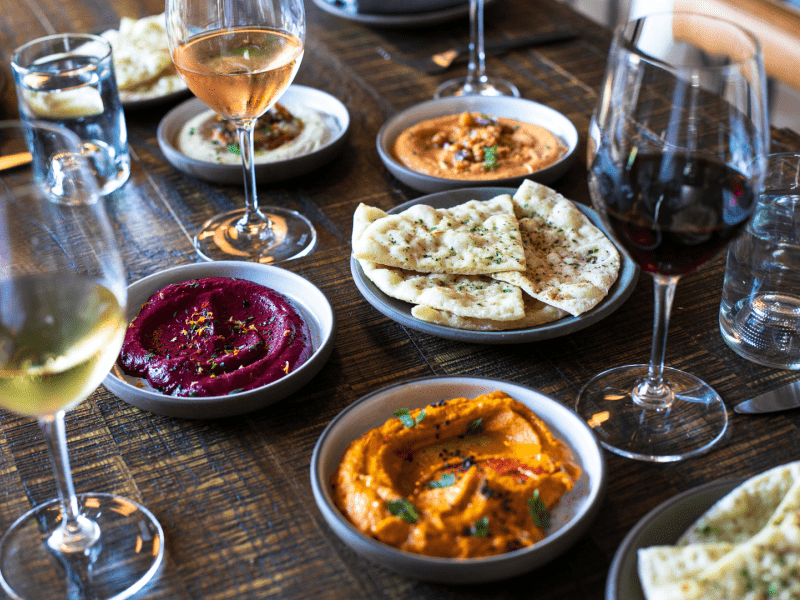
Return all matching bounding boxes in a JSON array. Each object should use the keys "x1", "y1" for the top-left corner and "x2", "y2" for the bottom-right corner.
[
  {"x1": 103, "y1": 261, "x2": 336, "y2": 419},
  {"x1": 376, "y1": 96, "x2": 578, "y2": 193},
  {"x1": 157, "y1": 85, "x2": 350, "y2": 184},
  {"x1": 311, "y1": 375, "x2": 607, "y2": 583},
  {"x1": 605, "y1": 478, "x2": 744, "y2": 600},
  {"x1": 350, "y1": 187, "x2": 639, "y2": 344}
]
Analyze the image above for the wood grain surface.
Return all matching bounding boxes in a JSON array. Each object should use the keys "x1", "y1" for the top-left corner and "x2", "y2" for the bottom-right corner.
[{"x1": 1, "y1": 0, "x2": 800, "y2": 598}]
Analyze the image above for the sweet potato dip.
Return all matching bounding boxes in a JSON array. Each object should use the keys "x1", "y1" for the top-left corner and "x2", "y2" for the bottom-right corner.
[
  {"x1": 331, "y1": 391, "x2": 581, "y2": 558},
  {"x1": 118, "y1": 277, "x2": 312, "y2": 397},
  {"x1": 391, "y1": 111, "x2": 567, "y2": 180}
]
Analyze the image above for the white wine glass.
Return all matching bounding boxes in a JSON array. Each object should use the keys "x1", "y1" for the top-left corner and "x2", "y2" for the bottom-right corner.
[
  {"x1": 0, "y1": 120, "x2": 164, "y2": 599},
  {"x1": 576, "y1": 11, "x2": 769, "y2": 462},
  {"x1": 166, "y1": 0, "x2": 315, "y2": 263},
  {"x1": 435, "y1": 0, "x2": 519, "y2": 98}
]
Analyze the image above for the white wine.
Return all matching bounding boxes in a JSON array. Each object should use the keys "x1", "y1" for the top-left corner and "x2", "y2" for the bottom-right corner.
[{"x1": 0, "y1": 273, "x2": 125, "y2": 417}]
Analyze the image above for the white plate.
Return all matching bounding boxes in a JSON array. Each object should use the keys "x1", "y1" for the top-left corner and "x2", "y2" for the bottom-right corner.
[
  {"x1": 310, "y1": 376, "x2": 607, "y2": 583},
  {"x1": 103, "y1": 261, "x2": 336, "y2": 419},
  {"x1": 157, "y1": 85, "x2": 350, "y2": 184},
  {"x1": 311, "y1": 0, "x2": 496, "y2": 27},
  {"x1": 350, "y1": 187, "x2": 639, "y2": 344},
  {"x1": 377, "y1": 96, "x2": 578, "y2": 193},
  {"x1": 605, "y1": 478, "x2": 743, "y2": 600}
]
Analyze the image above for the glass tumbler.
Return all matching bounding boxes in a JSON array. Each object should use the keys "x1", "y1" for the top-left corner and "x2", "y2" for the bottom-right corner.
[{"x1": 720, "y1": 152, "x2": 800, "y2": 369}]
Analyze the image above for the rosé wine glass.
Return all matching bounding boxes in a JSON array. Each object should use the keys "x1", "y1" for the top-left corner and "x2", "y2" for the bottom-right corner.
[{"x1": 167, "y1": 0, "x2": 315, "y2": 263}]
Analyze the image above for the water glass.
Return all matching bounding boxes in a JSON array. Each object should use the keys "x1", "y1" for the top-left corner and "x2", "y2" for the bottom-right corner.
[
  {"x1": 11, "y1": 33, "x2": 130, "y2": 196},
  {"x1": 720, "y1": 153, "x2": 800, "y2": 369}
]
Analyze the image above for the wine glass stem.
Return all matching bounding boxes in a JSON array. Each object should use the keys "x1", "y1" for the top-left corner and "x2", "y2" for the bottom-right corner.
[
  {"x1": 235, "y1": 121, "x2": 272, "y2": 235},
  {"x1": 466, "y1": 0, "x2": 487, "y2": 87},
  {"x1": 633, "y1": 274, "x2": 680, "y2": 410},
  {"x1": 40, "y1": 412, "x2": 100, "y2": 554}
]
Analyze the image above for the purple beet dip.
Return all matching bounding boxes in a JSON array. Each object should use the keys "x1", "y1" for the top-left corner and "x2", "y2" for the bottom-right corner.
[{"x1": 118, "y1": 277, "x2": 313, "y2": 397}]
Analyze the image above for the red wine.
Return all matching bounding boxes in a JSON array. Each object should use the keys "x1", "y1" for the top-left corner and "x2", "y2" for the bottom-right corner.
[{"x1": 589, "y1": 151, "x2": 755, "y2": 275}]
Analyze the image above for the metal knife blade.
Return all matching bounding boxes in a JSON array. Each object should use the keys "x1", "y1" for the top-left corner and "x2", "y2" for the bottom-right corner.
[{"x1": 735, "y1": 380, "x2": 800, "y2": 414}]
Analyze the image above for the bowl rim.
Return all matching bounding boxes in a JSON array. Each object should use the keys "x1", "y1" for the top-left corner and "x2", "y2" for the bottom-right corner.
[
  {"x1": 310, "y1": 375, "x2": 607, "y2": 580},
  {"x1": 104, "y1": 261, "x2": 335, "y2": 408},
  {"x1": 376, "y1": 95, "x2": 579, "y2": 188}
]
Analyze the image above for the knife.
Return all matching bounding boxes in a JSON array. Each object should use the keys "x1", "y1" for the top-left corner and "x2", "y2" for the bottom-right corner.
[
  {"x1": 0, "y1": 151, "x2": 32, "y2": 171},
  {"x1": 735, "y1": 380, "x2": 800, "y2": 414}
]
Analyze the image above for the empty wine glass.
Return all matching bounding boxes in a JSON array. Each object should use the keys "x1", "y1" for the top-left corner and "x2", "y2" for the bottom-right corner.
[
  {"x1": 167, "y1": 0, "x2": 316, "y2": 263},
  {"x1": 576, "y1": 11, "x2": 769, "y2": 462},
  {"x1": 434, "y1": 0, "x2": 520, "y2": 98},
  {"x1": 0, "y1": 120, "x2": 164, "y2": 599}
]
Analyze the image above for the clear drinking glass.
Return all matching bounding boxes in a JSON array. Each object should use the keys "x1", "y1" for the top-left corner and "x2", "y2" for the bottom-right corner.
[
  {"x1": 0, "y1": 120, "x2": 164, "y2": 599},
  {"x1": 11, "y1": 34, "x2": 131, "y2": 197},
  {"x1": 434, "y1": 0, "x2": 520, "y2": 98},
  {"x1": 576, "y1": 12, "x2": 769, "y2": 462},
  {"x1": 166, "y1": 0, "x2": 316, "y2": 263},
  {"x1": 720, "y1": 153, "x2": 800, "y2": 369}
]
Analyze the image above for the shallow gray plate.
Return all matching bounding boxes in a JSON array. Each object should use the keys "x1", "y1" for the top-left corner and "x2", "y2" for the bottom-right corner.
[
  {"x1": 377, "y1": 96, "x2": 578, "y2": 193},
  {"x1": 157, "y1": 85, "x2": 350, "y2": 184},
  {"x1": 311, "y1": 376, "x2": 607, "y2": 583},
  {"x1": 103, "y1": 261, "x2": 336, "y2": 419},
  {"x1": 121, "y1": 86, "x2": 191, "y2": 111},
  {"x1": 350, "y1": 187, "x2": 639, "y2": 344},
  {"x1": 605, "y1": 478, "x2": 743, "y2": 600}
]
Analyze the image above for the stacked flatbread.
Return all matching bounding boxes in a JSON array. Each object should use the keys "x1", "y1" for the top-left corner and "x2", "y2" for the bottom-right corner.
[
  {"x1": 638, "y1": 461, "x2": 800, "y2": 600},
  {"x1": 351, "y1": 180, "x2": 621, "y2": 331},
  {"x1": 101, "y1": 14, "x2": 187, "y2": 102}
]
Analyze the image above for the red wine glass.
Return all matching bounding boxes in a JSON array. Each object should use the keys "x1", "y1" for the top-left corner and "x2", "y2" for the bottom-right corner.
[{"x1": 575, "y1": 11, "x2": 769, "y2": 462}]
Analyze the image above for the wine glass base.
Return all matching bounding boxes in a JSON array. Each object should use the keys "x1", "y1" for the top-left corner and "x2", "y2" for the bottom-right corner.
[
  {"x1": 434, "y1": 76, "x2": 520, "y2": 98},
  {"x1": 194, "y1": 206, "x2": 317, "y2": 264},
  {"x1": 0, "y1": 493, "x2": 164, "y2": 600},
  {"x1": 575, "y1": 365, "x2": 728, "y2": 463}
]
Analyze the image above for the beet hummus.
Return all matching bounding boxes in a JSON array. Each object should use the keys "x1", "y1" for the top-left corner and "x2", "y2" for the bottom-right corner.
[{"x1": 118, "y1": 277, "x2": 312, "y2": 397}]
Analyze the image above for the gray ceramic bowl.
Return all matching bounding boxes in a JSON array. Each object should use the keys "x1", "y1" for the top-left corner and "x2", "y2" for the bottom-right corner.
[
  {"x1": 377, "y1": 96, "x2": 578, "y2": 193},
  {"x1": 103, "y1": 261, "x2": 335, "y2": 419},
  {"x1": 311, "y1": 376, "x2": 606, "y2": 583},
  {"x1": 157, "y1": 85, "x2": 350, "y2": 184}
]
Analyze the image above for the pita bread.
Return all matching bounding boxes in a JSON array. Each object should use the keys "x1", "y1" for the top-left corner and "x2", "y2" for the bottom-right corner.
[
  {"x1": 491, "y1": 180, "x2": 620, "y2": 317},
  {"x1": 101, "y1": 14, "x2": 187, "y2": 100},
  {"x1": 637, "y1": 461, "x2": 800, "y2": 600},
  {"x1": 412, "y1": 297, "x2": 567, "y2": 331},
  {"x1": 352, "y1": 198, "x2": 526, "y2": 275},
  {"x1": 353, "y1": 203, "x2": 526, "y2": 321}
]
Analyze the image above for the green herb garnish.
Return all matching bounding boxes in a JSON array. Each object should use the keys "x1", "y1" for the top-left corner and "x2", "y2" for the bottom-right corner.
[
  {"x1": 470, "y1": 517, "x2": 489, "y2": 537},
  {"x1": 386, "y1": 498, "x2": 418, "y2": 523},
  {"x1": 528, "y1": 490, "x2": 550, "y2": 529},
  {"x1": 483, "y1": 145, "x2": 499, "y2": 170},
  {"x1": 394, "y1": 408, "x2": 425, "y2": 428}
]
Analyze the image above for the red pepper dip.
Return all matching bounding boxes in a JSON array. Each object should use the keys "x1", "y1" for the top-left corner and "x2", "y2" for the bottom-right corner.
[{"x1": 118, "y1": 277, "x2": 313, "y2": 397}]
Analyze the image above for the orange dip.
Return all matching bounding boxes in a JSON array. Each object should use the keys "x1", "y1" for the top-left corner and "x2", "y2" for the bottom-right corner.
[
  {"x1": 331, "y1": 391, "x2": 581, "y2": 558},
  {"x1": 391, "y1": 111, "x2": 567, "y2": 180}
]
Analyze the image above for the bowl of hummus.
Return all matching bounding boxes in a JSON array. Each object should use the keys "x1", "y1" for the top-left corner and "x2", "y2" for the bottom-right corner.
[
  {"x1": 310, "y1": 376, "x2": 606, "y2": 583},
  {"x1": 377, "y1": 96, "x2": 578, "y2": 193},
  {"x1": 103, "y1": 261, "x2": 336, "y2": 419},
  {"x1": 157, "y1": 85, "x2": 350, "y2": 184}
]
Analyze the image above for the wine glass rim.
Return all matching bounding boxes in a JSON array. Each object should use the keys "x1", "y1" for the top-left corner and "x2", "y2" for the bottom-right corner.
[{"x1": 614, "y1": 9, "x2": 762, "y2": 69}]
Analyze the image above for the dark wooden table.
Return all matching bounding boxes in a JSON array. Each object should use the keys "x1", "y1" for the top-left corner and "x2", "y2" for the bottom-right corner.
[{"x1": 2, "y1": 1, "x2": 800, "y2": 598}]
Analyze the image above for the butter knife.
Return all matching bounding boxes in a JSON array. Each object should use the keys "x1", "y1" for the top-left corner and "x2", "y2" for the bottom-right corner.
[
  {"x1": 0, "y1": 151, "x2": 32, "y2": 171},
  {"x1": 735, "y1": 380, "x2": 800, "y2": 414}
]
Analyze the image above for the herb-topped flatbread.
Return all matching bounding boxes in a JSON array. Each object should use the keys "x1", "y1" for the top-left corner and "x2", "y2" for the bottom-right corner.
[
  {"x1": 491, "y1": 180, "x2": 621, "y2": 317},
  {"x1": 350, "y1": 180, "x2": 620, "y2": 331},
  {"x1": 637, "y1": 461, "x2": 800, "y2": 600},
  {"x1": 352, "y1": 197, "x2": 527, "y2": 275}
]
